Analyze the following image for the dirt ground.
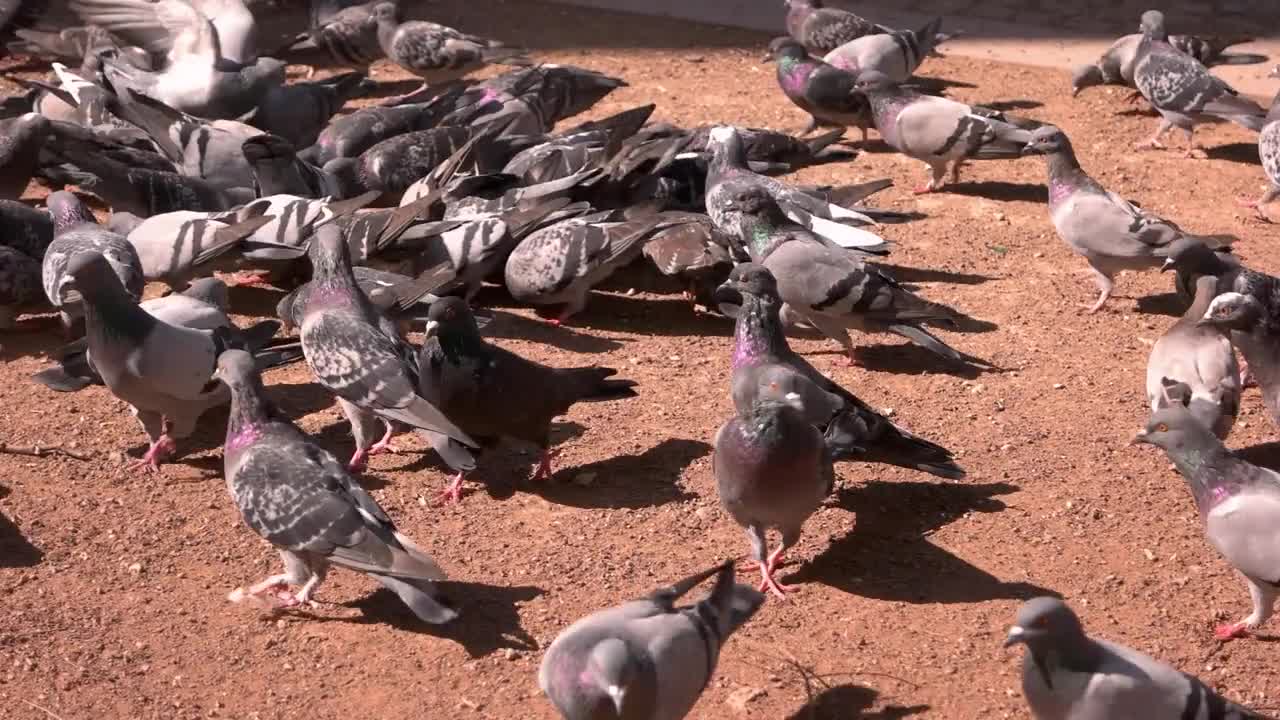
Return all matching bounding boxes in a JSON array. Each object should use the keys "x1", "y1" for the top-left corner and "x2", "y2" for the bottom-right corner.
[{"x1": 4, "y1": 2, "x2": 1280, "y2": 718}]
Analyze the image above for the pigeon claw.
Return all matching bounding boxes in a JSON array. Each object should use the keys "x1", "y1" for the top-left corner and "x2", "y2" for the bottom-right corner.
[
  {"x1": 436, "y1": 472, "x2": 466, "y2": 505},
  {"x1": 347, "y1": 449, "x2": 369, "y2": 473},
  {"x1": 530, "y1": 448, "x2": 561, "y2": 482},
  {"x1": 911, "y1": 184, "x2": 938, "y2": 195},
  {"x1": 1214, "y1": 622, "x2": 1250, "y2": 641},
  {"x1": 127, "y1": 435, "x2": 176, "y2": 473}
]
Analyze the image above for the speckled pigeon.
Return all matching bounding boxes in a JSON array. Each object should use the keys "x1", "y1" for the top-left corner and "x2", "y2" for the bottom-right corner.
[
  {"x1": 283, "y1": 0, "x2": 384, "y2": 69},
  {"x1": 768, "y1": 37, "x2": 871, "y2": 142},
  {"x1": 823, "y1": 17, "x2": 946, "y2": 84},
  {"x1": 1005, "y1": 596, "x2": 1269, "y2": 717},
  {"x1": 785, "y1": 0, "x2": 889, "y2": 56},
  {"x1": 716, "y1": 263, "x2": 965, "y2": 479},
  {"x1": 1132, "y1": 10, "x2": 1267, "y2": 156},
  {"x1": 1021, "y1": 125, "x2": 1234, "y2": 312},
  {"x1": 1072, "y1": 32, "x2": 1267, "y2": 96},
  {"x1": 373, "y1": 2, "x2": 528, "y2": 96},
  {"x1": 41, "y1": 190, "x2": 145, "y2": 334},
  {"x1": 216, "y1": 349, "x2": 458, "y2": 624},
  {"x1": 1243, "y1": 66, "x2": 1280, "y2": 215},
  {"x1": 539, "y1": 561, "x2": 763, "y2": 720}
]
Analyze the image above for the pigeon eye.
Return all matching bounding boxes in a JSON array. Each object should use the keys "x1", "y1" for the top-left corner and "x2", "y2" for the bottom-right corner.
[{"x1": 1155, "y1": 423, "x2": 1169, "y2": 433}]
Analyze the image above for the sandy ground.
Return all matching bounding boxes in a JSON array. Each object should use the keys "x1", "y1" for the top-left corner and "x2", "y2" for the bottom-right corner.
[{"x1": 3, "y1": 2, "x2": 1280, "y2": 719}]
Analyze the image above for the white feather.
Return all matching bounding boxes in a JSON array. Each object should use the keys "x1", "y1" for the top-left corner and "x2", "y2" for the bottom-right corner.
[{"x1": 792, "y1": 212, "x2": 888, "y2": 249}]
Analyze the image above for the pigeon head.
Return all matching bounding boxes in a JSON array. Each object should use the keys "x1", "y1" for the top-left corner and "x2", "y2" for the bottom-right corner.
[
  {"x1": 582, "y1": 638, "x2": 636, "y2": 716},
  {"x1": 1198, "y1": 292, "x2": 1262, "y2": 332},
  {"x1": 1132, "y1": 405, "x2": 1217, "y2": 455},
  {"x1": 1139, "y1": 10, "x2": 1167, "y2": 40},
  {"x1": 1069, "y1": 65, "x2": 1103, "y2": 96},
  {"x1": 213, "y1": 349, "x2": 258, "y2": 388},
  {"x1": 853, "y1": 70, "x2": 893, "y2": 91},
  {"x1": 707, "y1": 125, "x2": 747, "y2": 164},
  {"x1": 1020, "y1": 126, "x2": 1070, "y2": 156},
  {"x1": 1004, "y1": 597, "x2": 1086, "y2": 652},
  {"x1": 1159, "y1": 236, "x2": 1222, "y2": 274},
  {"x1": 726, "y1": 185, "x2": 777, "y2": 217},
  {"x1": 714, "y1": 263, "x2": 780, "y2": 308},
  {"x1": 424, "y1": 296, "x2": 481, "y2": 340},
  {"x1": 766, "y1": 37, "x2": 808, "y2": 63},
  {"x1": 215, "y1": 349, "x2": 278, "y2": 437},
  {"x1": 64, "y1": 250, "x2": 124, "y2": 300},
  {"x1": 373, "y1": 2, "x2": 401, "y2": 25},
  {"x1": 186, "y1": 277, "x2": 231, "y2": 311},
  {"x1": 247, "y1": 58, "x2": 288, "y2": 90},
  {"x1": 46, "y1": 191, "x2": 97, "y2": 233},
  {"x1": 308, "y1": 224, "x2": 354, "y2": 280}
]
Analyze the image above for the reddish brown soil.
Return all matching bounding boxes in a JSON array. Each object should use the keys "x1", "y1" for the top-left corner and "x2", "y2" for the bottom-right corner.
[{"x1": 4, "y1": 3, "x2": 1280, "y2": 719}]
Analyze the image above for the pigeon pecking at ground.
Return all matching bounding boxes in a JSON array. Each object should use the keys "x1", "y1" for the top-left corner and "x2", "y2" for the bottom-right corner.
[
  {"x1": 1021, "y1": 125, "x2": 1234, "y2": 313},
  {"x1": 1071, "y1": 30, "x2": 1268, "y2": 97},
  {"x1": 539, "y1": 561, "x2": 763, "y2": 720},
  {"x1": 822, "y1": 16, "x2": 946, "y2": 85},
  {"x1": 766, "y1": 37, "x2": 872, "y2": 142},
  {"x1": 1243, "y1": 65, "x2": 1280, "y2": 217},
  {"x1": 1132, "y1": 10, "x2": 1267, "y2": 157},
  {"x1": 216, "y1": 349, "x2": 458, "y2": 624},
  {"x1": 417, "y1": 296, "x2": 638, "y2": 502},
  {"x1": 1134, "y1": 406, "x2": 1280, "y2": 642},
  {"x1": 1005, "y1": 596, "x2": 1270, "y2": 717}
]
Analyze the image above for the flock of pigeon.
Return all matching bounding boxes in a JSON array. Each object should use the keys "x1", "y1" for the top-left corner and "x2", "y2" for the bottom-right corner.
[{"x1": 3, "y1": 0, "x2": 1280, "y2": 717}]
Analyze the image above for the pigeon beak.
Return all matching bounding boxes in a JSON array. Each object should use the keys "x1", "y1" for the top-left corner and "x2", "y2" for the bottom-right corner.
[
  {"x1": 1159, "y1": 258, "x2": 1175, "y2": 273},
  {"x1": 1130, "y1": 430, "x2": 1149, "y2": 446},
  {"x1": 1270, "y1": 66, "x2": 1280, "y2": 79},
  {"x1": 1019, "y1": 144, "x2": 1040, "y2": 156},
  {"x1": 423, "y1": 320, "x2": 440, "y2": 339},
  {"x1": 606, "y1": 684, "x2": 626, "y2": 714},
  {"x1": 762, "y1": 53, "x2": 774, "y2": 64},
  {"x1": 1070, "y1": 86, "x2": 1080, "y2": 98},
  {"x1": 1003, "y1": 626, "x2": 1027, "y2": 648}
]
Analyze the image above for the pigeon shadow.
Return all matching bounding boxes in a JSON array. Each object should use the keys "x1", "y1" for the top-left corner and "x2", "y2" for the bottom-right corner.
[
  {"x1": 524, "y1": 437, "x2": 707, "y2": 509},
  {"x1": 787, "y1": 480, "x2": 1055, "y2": 603},
  {"x1": 0, "y1": 510, "x2": 43, "y2": 568},
  {"x1": 225, "y1": 283, "x2": 289, "y2": 319},
  {"x1": 912, "y1": 76, "x2": 978, "y2": 92},
  {"x1": 1236, "y1": 441, "x2": 1280, "y2": 471},
  {"x1": 482, "y1": 309, "x2": 627, "y2": 354},
  {"x1": 944, "y1": 181, "x2": 1047, "y2": 203},
  {"x1": 1204, "y1": 142, "x2": 1260, "y2": 166},
  {"x1": 1115, "y1": 106, "x2": 1159, "y2": 118},
  {"x1": 362, "y1": 79, "x2": 429, "y2": 101},
  {"x1": 844, "y1": 343, "x2": 992, "y2": 379},
  {"x1": 785, "y1": 683, "x2": 930, "y2": 720},
  {"x1": 0, "y1": 318, "x2": 62, "y2": 361},
  {"x1": 548, "y1": 292, "x2": 733, "y2": 338},
  {"x1": 349, "y1": 581, "x2": 544, "y2": 657},
  {"x1": 1134, "y1": 291, "x2": 1187, "y2": 318},
  {"x1": 874, "y1": 262, "x2": 995, "y2": 286},
  {"x1": 979, "y1": 99, "x2": 1044, "y2": 112}
]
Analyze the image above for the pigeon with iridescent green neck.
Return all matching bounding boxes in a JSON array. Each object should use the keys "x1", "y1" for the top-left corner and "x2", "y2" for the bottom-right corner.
[{"x1": 767, "y1": 37, "x2": 871, "y2": 142}]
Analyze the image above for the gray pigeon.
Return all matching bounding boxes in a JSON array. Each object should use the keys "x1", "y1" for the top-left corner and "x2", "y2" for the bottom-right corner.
[
  {"x1": 123, "y1": 210, "x2": 275, "y2": 288},
  {"x1": 216, "y1": 349, "x2": 458, "y2": 624},
  {"x1": 278, "y1": 264, "x2": 455, "y2": 335},
  {"x1": 1021, "y1": 125, "x2": 1234, "y2": 312},
  {"x1": 1134, "y1": 406, "x2": 1280, "y2": 641},
  {"x1": 0, "y1": 198, "x2": 53, "y2": 260},
  {"x1": 720, "y1": 183, "x2": 975, "y2": 366},
  {"x1": 417, "y1": 297, "x2": 638, "y2": 502},
  {"x1": 714, "y1": 378, "x2": 833, "y2": 599},
  {"x1": 1244, "y1": 66, "x2": 1280, "y2": 216},
  {"x1": 41, "y1": 190, "x2": 145, "y2": 334},
  {"x1": 373, "y1": 2, "x2": 529, "y2": 95},
  {"x1": 1072, "y1": 31, "x2": 1268, "y2": 96},
  {"x1": 309, "y1": 83, "x2": 470, "y2": 164},
  {"x1": 254, "y1": 72, "x2": 373, "y2": 151},
  {"x1": 0, "y1": 113, "x2": 51, "y2": 199},
  {"x1": 1200, "y1": 291, "x2": 1280, "y2": 431},
  {"x1": 1132, "y1": 10, "x2": 1267, "y2": 156},
  {"x1": 767, "y1": 37, "x2": 872, "y2": 142},
  {"x1": 854, "y1": 70, "x2": 1037, "y2": 193},
  {"x1": 67, "y1": 0, "x2": 258, "y2": 65},
  {"x1": 283, "y1": 0, "x2": 384, "y2": 69},
  {"x1": 1005, "y1": 596, "x2": 1269, "y2": 717},
  {"x1": 0, "y1": 245, "x2": 42, "y2": 327},
  {"x1": 823, "y1": 16, "x2": 946, "y2": 85},
  {"x1": 716, "y1": 263, "x2": 965, "y2": 479},
  {"x1": 298, "y1": 223, "x2": 477, "y2": 470},
  {"x1": 539, "y1": 561, "x2": 764, "y2": 720},
  {"x1": 1145, "y1": 273, "x2": 1240, "y2": 439},
  {"x1": 785, "y1": 0, "x2": 889, "y2": 56}
]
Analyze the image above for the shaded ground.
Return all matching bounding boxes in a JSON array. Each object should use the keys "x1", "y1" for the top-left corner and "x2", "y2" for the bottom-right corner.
[{"x1": 3, "y1": 2, "x2": 1280, "y2": 719}]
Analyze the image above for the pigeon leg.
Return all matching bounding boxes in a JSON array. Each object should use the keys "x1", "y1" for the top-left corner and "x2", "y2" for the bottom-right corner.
[
  {"x1": 1182, "y1": 127, "x2": 1206, "y2": 159},
  {"x1": 1084, "y1": 267, "x2": 1113, "y2": 314},
  {"x1": 223, "y1": 269, "x2": 274, "y2": 287},
  {"x1": 859, "y1": 124, "x2": 870, "y2": 144},
  {"x1": 369, "y1": 420, "x2": 399, "y2": 455},
  {"x1": 949, "y1": 159, "x2": 965, "y2": 184},
  {"x1": 347, "y1": 448, "x2": 369, "y2": 473},
  {"x1": 437, "y1": 472, "x2": 466, "y2": 504},
  {"x1": 288, "y1": 570, "x2": 327, "y2": 608},
  {"x1": 127, "y1": 434, "x2": 176, "y2": 473},
  {"x1": 1240, "y1": 187, "x2": 1280, "y2": 219},
  {"x1": 1134, "y1": 119, "x2": 1171, "y2": 150},
  {"x1": 757, "y1": 545, "x2": 793, "y2": 600},
  {"x1": 531, "y1": 448, "x2": 562, "y2": 482},
  {"x1": 1215, "y1": 577, "x2": 1280, "y2": 641},
  {"x1": 913, "y1": 162, "x2": 947, "y2": 194}
]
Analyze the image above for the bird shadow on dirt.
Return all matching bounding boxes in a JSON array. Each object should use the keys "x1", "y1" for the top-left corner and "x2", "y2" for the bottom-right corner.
[
  {"x1": 0, "y1": 510, "x2": 43, "y2": 568},
  {"x1": 482, "y1": 309, "x2": 628, "y2": 354},
  {"x1": 944, "y1": 181, "x2": 1047, "y2": 204},
  {"x1": 785, "y1": 683, "x2": 930, "y2": 720},
  {"x1": 347, "y1": 581, "x2": 545, "y2": 658},
  {"x1": 1134, "y1": 291, "x2": 1186, "y2": 317},
  {"x1": 0, "y1": 319, "x2": 62, "y2": 361},
  {"x1": 874, "y1": 262, "x2": 996, "y2": 286},
  {"x1": 226, "y1": 283, "x2": 290, "y2": 319},
  {"x1": 1205, "y1": 142, "x2": 1260, "y2": 166},
  {"x1": 843, "y1": 344, "x2": 994, "y2": 379},
  {"x1": 520, "y1": 437, "x2": 707, "y2": 509},
  {"x1": 785, "y1": 480, "x2": 1056, "y2": 603},
  {"x1": 557, "y1": 292, "x2": 733, "y2": 338},
  {"x1": 1236, "y1": 441, "x2": 1280, "y2": 471},
  {"x1": 979, "y1": 99, "x2": 1044, "y2": 112}
]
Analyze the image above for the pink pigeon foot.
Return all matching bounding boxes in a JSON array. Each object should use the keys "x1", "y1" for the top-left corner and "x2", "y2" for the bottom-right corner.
[
  {"x1": 347, "y1": 448, "x2": 368, "y2": 473},
  {"x1": 369, "y1": 427, "x2": 398, "y2": 455},
  {"x1": 531, "y1": 448, "x2": 562, "y2": 482},
  {"x1": 437, "y1": 472, "x2": 466, "y2": 504},
  {"x1": 756, "y1": 547, "x2": 793, "y2": 600},
  {"x1": 224, "y1": 270, "x2": 273, "y2": 287},
  {"x1": 127, "y1": 435, "x2": 176, "y2": 473},
  {"x1": 1214, "y1": 622, "x2": 1250, "y2": 641},
  {"x1": 912, "y1": 184, "x2": 938, "y2": 195}
]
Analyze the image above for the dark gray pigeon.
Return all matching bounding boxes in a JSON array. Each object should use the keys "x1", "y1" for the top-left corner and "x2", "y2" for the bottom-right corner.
[
  {"x1": 0, "y1": 112, "x2": 51, "y2": 199},
  {"x1": 298, "y1": 223, "x2": 478, "y2": 470},
  {"x1": 253, "y1": 72, "x2": 372, "y2": 150},
  {"x1": 714, "y1": 377, "x2": 833, "y2": 599},
  {"x1": 1021, "y1": 125, "x2": 1234, "y2": 313},
  {"x1": 0, "y1": 198, "x2": 53, "y2": 260},
  {"x1": 1244, "y1": 67, "x2": 1280, "y2": 216},
  {"x1": 417, "y1": 297, "x2": 637, "y2": 502},
  {"x1": 1072, "y1": 31, "x2": 1267, "y2": 96},
  {"x1": 785, "y1": 0, "x2": 888, "y2": 56},
  {"x1": 1134, "y1": 406, "x2": 1280, "y2": 642},
  {"x1": 1132, "y1": 10, "x2": 1267, "y2": 156},
  {"x1": 282, "y1": 0, "x2": 384, "y2": 69},
  {"x1": 823, "y1": 17, "x2": 946, "y2": 84},
  {"x1": 1005, "y1": 597, "x2": 1269, "y2": 717},
  {"x1": 309, "y1": 83, "x2": 469, "y2": 164},
  {"x1": 0, "y1": 244, "x2": 42, "y2": 327},
  {"x1": 539, "y1": 561, "x2": 764, "y2": 720},
  {"x1": 1146, "y1": 274, "x2": 1239, "y2": 439},
  {"x1": 767, "y1": 37, "x2": 872, "y2": 142},
  {"x1": 716, "y1": 263, "x2": 965, "y2": 479},
  {"x1": 373, "y1": 2, "x2": 529, "y2": 96},
  {"x1": 216, "y1": 349, "x2": 457, "y2": 623},
  {"x1": 41, "y1": 190, "x2": 145, "y2": 334}
]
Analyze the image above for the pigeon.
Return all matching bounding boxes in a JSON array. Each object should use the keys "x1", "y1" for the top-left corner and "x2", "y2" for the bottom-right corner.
[
  {"x1": 282, "y1": 0, "x2": 383, "y2": 69},
  {"x1": 1244, "y1": 66, "x2": 1280, "y2": 216},
  {"x1": 1133, "y1": 406, "x2": 1280, "y2": 642},
  {"x1": 1199, "y1": 290, "x2": 1280, "y2": 433},
  {"x1": 0, "y1": 113, "x2": 51, "y2": 198},
  {"x1": 0, "y1": 244, "x2": 42, "y2": 327},
  {"x1": 348, "y1": 124, "x2": 534, "y2": 199},
  {"x1": 1132, "y1": 10, "x2": 1267, "y2": 156},
  {"x1": 417, "y1": 297, "x2": 637, "y2": 502},
  {"x1": 1005, "y1": 596, "x2": 1269, "y2": 717},
  {"x1": 373, "y1": 2, "x2": 529, "y2": 93},
  {"x1": 122, "y1": 211, "x2": 275, "y2": 288},
  {"x1": 308, "y1": 82, "x2": 470, "y2": 164},
  {"x1": 1146, "y1": 273, "x2": 1240, "y2": 439},
  {"x1": 854, "y1": 70, "x2": 1037, "y2": 193},
  {"x1": 716, "y1": 263, "x2": 965, "y2": 479},
  {"x1": 714, "y1": 377, "x2": 833, "y2": 599},
  {"x1": 767, "y1": 37, "x2": 872, "y2": 142},
  {"x1": 298, "y1": 223, "x2": 478, "y2": 471},
  {"x1": 641, "y1": 212, "x2": 736, "y2": 309},
  {"x1": 0, "y1": 198, "x2": 54, "y2": 260},
  {"x1": 41, "y1": 190, "x2": 145, "y2": 334},
  {"x1": 241, "y1": 134, "x2": 332, "y2": 198},
  {"x1": 539, "y1": 561, "x2": 764, "y2": 720},
  {"x1": 67, "y1": 0, "x2": 258, "y2": 65},
  {"x1": 278, "y1": 264, "x2": 459, "y2": 335},
  {"x1": 254, "y1": 71, "x2": 373, "y2": 151},
  {"x1": 705, "y1": 126, "x2": 888, "y2": 253},
  {"x1": 216, "y1": 349, "x2": 458, "y2": 624},
  {"x1": 722, "y1": 183, "x2": 974, "y2": 366},
  {"x1": 823, "y1": 16, "x2": 946, "y2": 84},
  {"x1": 785, "y1": 0, "x2": 889, "y2": 56},
  {"x1": 64, "y1": 251, "x2": 266, "y2": 470},
  {"x1": 1071, "y1": 32, "x2": 1268, "y2": 96},
  {"x1": 1021, "y1": 125, "x2": 1234, "y2": 312}
]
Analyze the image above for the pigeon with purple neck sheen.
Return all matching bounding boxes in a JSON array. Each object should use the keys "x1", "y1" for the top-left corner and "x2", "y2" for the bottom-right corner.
[
  {"x1": 41, "y1": 190, "x2": 145, "y2": 335},
  {"x1": 1021, "y1": 125, "x2": 1234, "y2": 313},
  {"x1": 1243, "y1": 66, "x2": 1280, "y2": 216},
  {"x1": 784, "y1": 0, "x2": 889, "y2": 56},
  {"x1": 714, "y1": 263, "x2": 965, "y2": 479},
  {"x1": 417, "y1": 297, "x2": 638, "y2": 503},
  {"x1": 822, "y1": 16, "x2": 946, "y2": 85},
  {"x1": 1005, "y1": 597, "x2": 1270, "y2": 718},
  {"x1": 215, "y1": 349, "x2": 458, "y2": 624},
  {"x1": 1133, "y1": 406, "x2": 1280, "y2": 643},
  {"x1": 767, "y1": 37, "x2": 872, "y2": 143},
  {"x1": 1145, "y1": 274, "x2": 1240, "y2": 439},
  {"x1": 298, "y1": 223, "x2": 478, "y2": 473},
  {"x1": 853, "y1": 70, "x2": 1038, "y2": 194},
  {"x1": 539, "y1": 561, "x2": 763, "y2": 720},
  {"x1": 1132, "y1": 10, "x2": 1267, "y2": 157},
  {"x1": 720, "y1": 182, "x2": 977, "y2": 367},
  {"x1": 714, "y1": 373, "x2": 833, "y2": 600},
  {"x1": 1071, "y1": 32, "x2": 1267, "y2": 97}
]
